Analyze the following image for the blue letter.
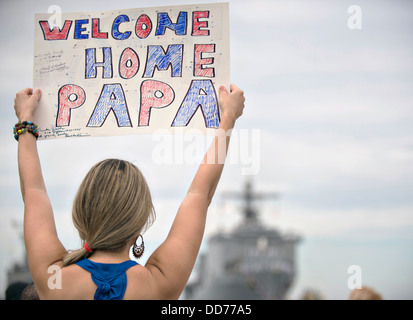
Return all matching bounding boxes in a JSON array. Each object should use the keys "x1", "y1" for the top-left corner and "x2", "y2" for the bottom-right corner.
[
  {"x1": 143, "y1": 45, "x2": 183, "y2": 78},
  {"x1": 87, "y1": 84, "x2": 132, "y2": 127},
  {"x1": 74, "y1": 19, "x2": 88, "y2": 39},
  {"x1": 85, "y1": 47, "x2": 113, "y2": 79},
  {"x1": 172, "y1": 80, "x2": 220, "y2": 128},
  {"x1": 112, "y1": 14, "x2": 131, "y2": 40},
  {"x1": 155, "y1": 12, "x2": 187, "y2": 36}
]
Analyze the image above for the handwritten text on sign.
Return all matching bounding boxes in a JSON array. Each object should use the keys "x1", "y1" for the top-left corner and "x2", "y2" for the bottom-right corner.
[{"x1": 33, "y1": 3, "x2": 230, "y2": 139}]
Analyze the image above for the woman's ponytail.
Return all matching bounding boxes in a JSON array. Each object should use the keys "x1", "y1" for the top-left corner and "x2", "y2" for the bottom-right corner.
[{"x1": 62, "y1": 246, "x2": 92, "y2": 266}]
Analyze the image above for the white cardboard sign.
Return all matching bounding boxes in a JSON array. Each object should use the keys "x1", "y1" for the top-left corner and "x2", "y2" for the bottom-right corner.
[{"x1": 33, "y1": 3, "x2": 230, "y2": 139}]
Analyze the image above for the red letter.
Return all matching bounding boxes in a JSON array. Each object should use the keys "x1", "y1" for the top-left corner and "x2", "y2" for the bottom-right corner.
[
  {"x1": 139, "y1": 80, "x2": 175, "y2": 126},
  {"x1": 194, "y1": 44, "x2": 215, "y2": 77},
  {"x1": 57, "y1": 85, "x2": 86, "y2": 126},
  {"x1": 119, "y1": 47, "x2": 139, "y2": 79},
  {"x1": 135, "y1": 14, "x2": 152, "y2": 39},
  {"x1": 192, "y1": 11, "x2": 209, "y2": 36},
  {"x1": 92, "y1": 18, "x2": 108, "y2": 38},
  {"x1": 39, "y1": 20, "x2": 72, "y2": 40}
]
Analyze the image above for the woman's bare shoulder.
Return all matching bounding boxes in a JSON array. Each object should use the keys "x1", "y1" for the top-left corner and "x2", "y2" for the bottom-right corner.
[
  {"x1": 38, "y1": 263, "x2": 96, "y2": 299},
  {"x1": 123, "y1": 264, "x2": 162, "y2": 299}
]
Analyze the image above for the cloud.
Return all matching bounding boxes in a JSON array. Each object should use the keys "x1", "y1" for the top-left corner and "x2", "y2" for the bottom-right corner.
[
  {"x1": 254, "y1": 128, "x2": 413, "y2": 213},
  {"x1": 267, "y1": 203, "x2": 413, "y2": 239}
]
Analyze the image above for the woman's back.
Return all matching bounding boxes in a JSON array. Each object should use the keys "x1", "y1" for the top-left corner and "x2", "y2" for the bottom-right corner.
[
  {"x1": 53, "y1": 259, "x2": 159, "y2": 300},
  {"x1": 75, "y1": 259, "x2": 138, "y2": 300}
]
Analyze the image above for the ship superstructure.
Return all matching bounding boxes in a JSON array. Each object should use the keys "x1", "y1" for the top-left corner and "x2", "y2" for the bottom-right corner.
[{"x1": 186, "y1": 181, "x2": 300, "y2": 300}]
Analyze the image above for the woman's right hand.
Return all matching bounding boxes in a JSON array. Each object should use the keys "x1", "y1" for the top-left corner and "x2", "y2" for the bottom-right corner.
[{"x1": 14, "y1": 88, "x2": 42, "y2": 122}]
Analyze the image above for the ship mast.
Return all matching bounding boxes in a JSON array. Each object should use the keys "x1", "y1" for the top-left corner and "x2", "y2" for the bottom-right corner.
[{"x1": 222, "y1": 179, "x2": 278, "y2": 225}]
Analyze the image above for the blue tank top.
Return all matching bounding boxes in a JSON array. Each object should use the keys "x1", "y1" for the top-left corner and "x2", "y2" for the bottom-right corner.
[{"x1": 75, "y1": 259, "x2": 138, "y2": 300}]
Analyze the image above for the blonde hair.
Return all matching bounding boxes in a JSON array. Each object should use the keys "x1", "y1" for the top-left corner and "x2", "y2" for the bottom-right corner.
[
  {"x1": 63, "y1": 159, "x2": 155, "y2": 266},
  {"x1": 349, "y1": 286, "x2": 383, "y2": 300}
]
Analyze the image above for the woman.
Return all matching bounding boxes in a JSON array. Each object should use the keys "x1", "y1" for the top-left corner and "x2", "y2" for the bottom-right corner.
[{"x1": 14, "y1": 84, "x2": 245, "y2": 299}]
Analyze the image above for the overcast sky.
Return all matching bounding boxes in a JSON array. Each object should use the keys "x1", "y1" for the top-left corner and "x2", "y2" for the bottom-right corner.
[{"x1": 1, "y1": 0, "x2": 413, "y2": 299}]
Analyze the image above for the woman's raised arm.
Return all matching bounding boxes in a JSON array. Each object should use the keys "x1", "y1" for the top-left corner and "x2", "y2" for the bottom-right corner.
[
  {"x1": 145, "y1": 84, "x2": 245, "y2": 299},
  {"x1": 14, "y1": 88, "x2": 67, "y2": 297}
]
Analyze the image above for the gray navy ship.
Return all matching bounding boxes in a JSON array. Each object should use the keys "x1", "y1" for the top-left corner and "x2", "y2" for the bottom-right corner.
[{"x1": 185, "y1": 180, "x2": 300, "y2": 300}]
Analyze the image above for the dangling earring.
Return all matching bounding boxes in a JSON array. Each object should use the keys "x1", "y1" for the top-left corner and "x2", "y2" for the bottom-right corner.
[{"x1": 133, "y1": 235, "x2": 145, "y2": 258}]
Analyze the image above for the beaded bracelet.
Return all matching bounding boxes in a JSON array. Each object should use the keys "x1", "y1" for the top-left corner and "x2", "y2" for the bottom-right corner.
[{"x1": 13, "y1": 121, "x2": 39, "y2": 141}]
